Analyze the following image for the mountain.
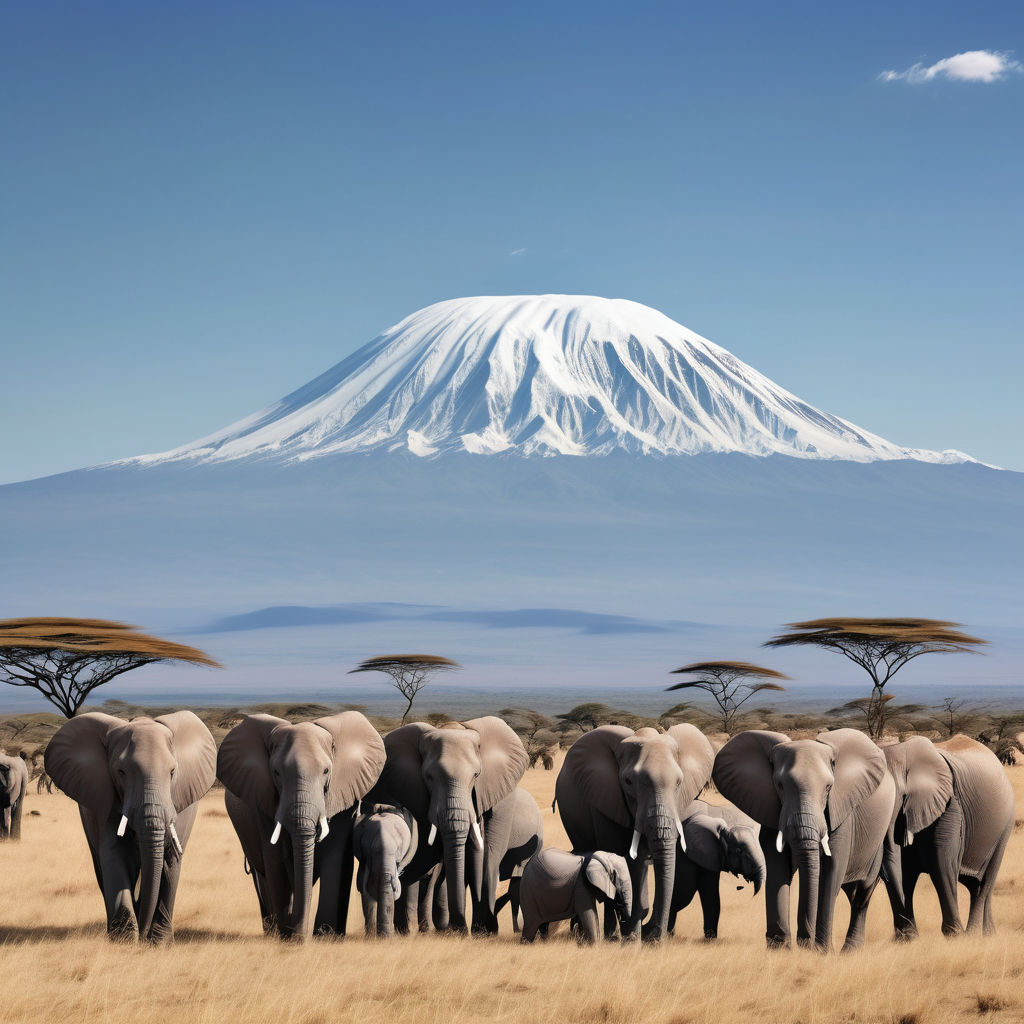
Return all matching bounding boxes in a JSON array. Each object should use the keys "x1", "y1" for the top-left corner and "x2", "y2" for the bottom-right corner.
[
  {"x1": 125, "y1": 295, "x2": 972, "y2": 466},
  {"x1": 1, "y1": 296, "x2": 1020, "y2": 707}
]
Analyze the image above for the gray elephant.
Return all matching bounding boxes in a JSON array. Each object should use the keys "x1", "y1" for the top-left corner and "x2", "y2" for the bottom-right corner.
[
  {"x1": 44, "y1": 711, "x2": 216, "y2": 942},
  {"x1": 217, "y1": 711, "x2": 386, "y2": 940},
  {"x1": 365, "y1": 718, "x2": 530, "y2": 934},
  {"x1": 0, "y1": 753, "x2": 29, "y2": 840},
  {"x1": 519, "y1": 848, "x2": 632, "y2": 943},
  {"x1": 667, "y1": 810, "x2": 765, "y2": 939},
  {"x1": 353, "y1": 802, "x2": 418, "y2": 937},
  {"x1": 465, "y1": 786, "x2": 544, "y2": 933},
  {"x1": 554, "y1": 724, "x2": 715, "y2": 941},
  {"x1": 713, "y1": 728, "x2": 895, "y2": 952},
  {"x1": 881, "y1": 734, "x2": 1014, "y2": 938}
]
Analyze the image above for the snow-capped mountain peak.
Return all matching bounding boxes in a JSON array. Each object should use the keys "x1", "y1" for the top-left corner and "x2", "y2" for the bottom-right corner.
[{"x1": 129, "y1": 295, "x2": 974, "y2": 465}]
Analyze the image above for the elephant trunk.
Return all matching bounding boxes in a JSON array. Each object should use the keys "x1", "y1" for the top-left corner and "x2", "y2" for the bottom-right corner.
[
  {"x1": 377, "y1": 873, "x2": 397, "y2": 938},
  {"x1": 286, "y1": 797, "x2": 319, "y2": 939},
  {"x1": 441, "y1": 827, "x2": 470, "y2": 932},
  {"x1": 136, "y1": 805, "x2": 167, "y2": 940},
  {"x1": 361, "y1": 882, "x2": 378, "y2": 937},
  {"x1": 794, "y1": 838, "x2": 820, "y2": 947},
  {"x1": 642, "y1": 806, "x2": 677, "y2": 942}
]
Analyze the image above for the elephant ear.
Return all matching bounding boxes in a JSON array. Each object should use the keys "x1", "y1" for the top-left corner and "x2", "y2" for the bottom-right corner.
[
  {"x1": 888, "y1": 737, "x2": 954, "y2": 835},
  {"x1": 681, "y1": 815, "x2": 727, "y2": 873},
  {"x1": 44, "y1": 712, "x2": 123, "y2": 816},
  {"x1": 315, "y1": 711, "x2": 387, "y2": 818},
  {"x1": 816, "y1": 729, "x2": 886, "y2": 828},
  {"x1": 216, "y1": 714, "x2": 285, "y2": 819},
  {"x1": 560, "y1": 726, "x2": 635, "y2": 828},
  {"x1": 373, "y1": 723, "x2": 432, "y2": 821},
  {"x1": 398, "y1": 807, "x2": 419, "y2": 872},
  {"x1": 711, "y1": 730, "x2": 789, "y2": 829},
  {"x1": 155, "y1": 711, "x2": 217, "y2": 812},
  {"x1": 666, "y1": 724, "x2": 716, "y2": 810},
  {"x1": 463, "y1": 717, "x2": 530, "y2": 814},
  {"x1": 585, "y1": 854, "x2": 618, "y2": 901}
]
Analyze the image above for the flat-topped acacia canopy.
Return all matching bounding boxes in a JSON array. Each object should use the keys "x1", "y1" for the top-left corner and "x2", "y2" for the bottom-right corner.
[
  {"x1": 350, "y1": 654, "x2": 460, "y2": 724},
  {"x1": 0, "y1": 618, "x2": 220, "y2": 718}
]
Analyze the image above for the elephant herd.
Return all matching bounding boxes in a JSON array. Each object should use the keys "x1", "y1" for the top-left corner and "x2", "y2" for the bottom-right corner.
[{"x1": 24, "y1": 708, "x2": 1015, "y2": 950}]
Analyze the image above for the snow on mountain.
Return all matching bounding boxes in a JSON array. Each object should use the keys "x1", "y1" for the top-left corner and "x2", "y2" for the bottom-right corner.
[{"x1": 128, "y1": 295, "x2": 971, "y2": 465}]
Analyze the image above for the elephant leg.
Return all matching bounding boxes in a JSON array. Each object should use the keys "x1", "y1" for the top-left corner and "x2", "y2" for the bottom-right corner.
[
  {"x1": 262, "y1": 847, "x2": 295, "y2": 937},
  {"x1": 249, "y1": 870, "x2": 275, "y2": 934},
  {"x1": 10, "y1": 797, "x2": 22, "y2": 841},
  {"x1": 0, "y1": 806, "x2": 10, "y2": 838},
  {"x1": 146, "y1": 803, "x2": 198, "y2": 943},
  {"x1": 509, "y1": 878, "x2": 522, "y2": 933},
  {"x1": 972, "y1": 828, "x2": 1009, "y2": 936},
  {"x1": 394, "y1": 878, "x2": 414, "y2": 935},
  {"x1": 98, "y1": 833, "x2": 140, "y2": 941},
  {"x1": 963, "y1": 876, "x2": 984, "y2": 934},
  {"x1": 576, "y1": 901, "x2": 600, "y2": 944},
  {"x1": 602, "y1": 900, "x2": 620, "y2": 940},
  {"x1": 520, "y1": 919, "x2": 539, "y2": 943},
  {"x1": 761, "y1": 837, "x2": 795, "y2": 948},
  {"x1": 313, "y1": 822, "x2": 352, "y2": 937},
  {"x1": 928, "y1": 806, "x2": 965, "y2": 937},
  {"x1": 881, "y1": 838, "x2": 916, "y2": 940},
  {"x1": 696, "y1": 869, "x2": 721, "y2": 940},
  {"x1": 432, "y1": 869, "x2": 450, "y2": 931},
  {"x1": 814, "y1": 841, "x2": 847, "y2": 953},
  {"x1": 902, "y1": 861, "x2": 923, "y2": 939},
  {"x1": 417, "y1": 871, "x2": 435, "y2": 932},
  {"x1": 929, "y1": 861, "x2": 964, "y2": 937},
  {"x1": 840, "y1": 876, "x2": 878, "y2": 953}
]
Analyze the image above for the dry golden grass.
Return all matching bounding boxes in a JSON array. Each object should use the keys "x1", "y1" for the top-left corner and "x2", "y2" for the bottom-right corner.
[{"x1": 2, "y1": 753, "x2": 1023, "y2": 1024}]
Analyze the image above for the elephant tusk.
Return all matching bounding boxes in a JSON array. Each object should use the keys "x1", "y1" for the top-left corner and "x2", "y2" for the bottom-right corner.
[
  {"x1": 428, "y1": 823, "x2": 438, "y2": 845},
  {"x1": 270, "y1": 820, "x2": 282, "y2": 845},
  {"x1": 117, "y1": 815, "x2": 129, "y2": 837},
  {"x1": 821, "y1": 833, "x2": 832, "y2": 858},
  {"x1": 470, "y1": 820, "x2": 483, "y2": 849},
  {"x1": 776, "y1": 831, "x2": 784, "y2": 854},
  {"x1": 676, "y1": 819, "x2": 687, "y2": 853},
  {"x1": 906, "y1": 830, "x2": 914, "y2": 846},
  {"x1": 629, "y1": 829, "x2": 641, "y2": 860},
  {"x1": 319, "y1": 815, "x2": 330, "y2": 842},
  {"x1": 168, "y1": 822, "x2": 183, "y2": 857}
]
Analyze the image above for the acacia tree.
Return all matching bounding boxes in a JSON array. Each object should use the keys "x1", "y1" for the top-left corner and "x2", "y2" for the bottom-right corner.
[
  {"x1": 765, "y1": 618, "x2": 987, "y2": 739},
  {"x1": 349, "y1": 654, "x2": 460, "y2": 723},
  {"x1": 666, "y1": 661, "x2": 787, "y2": 734},
  {"x1": 0, "y1": 618, "x2": 221, "y2": 718}
]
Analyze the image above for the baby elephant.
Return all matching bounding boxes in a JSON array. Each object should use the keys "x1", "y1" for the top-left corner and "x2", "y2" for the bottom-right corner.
[
  {"x1": 668, "y1": 812, "x2": 765, "y2": 939},
  {"x1": 520, "y1": 848, "x2": 631, "y2": 944},
  {"x1": 0, "y1": 753, "x2": 29, "y2": 841},
  {"x1": 353, "y1": 803, "x2": 418, "y2": 937}
]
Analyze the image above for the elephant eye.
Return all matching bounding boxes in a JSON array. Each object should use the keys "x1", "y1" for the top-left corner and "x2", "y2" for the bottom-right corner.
[
  {"x1": 323, "y1": 768, "x2": 329, "y2": 775},
  {"x1": 118, "y1": 768, "x2": 126, "y2": 778}
]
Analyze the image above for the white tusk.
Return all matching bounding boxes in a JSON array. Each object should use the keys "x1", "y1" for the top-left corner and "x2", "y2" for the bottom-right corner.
[
  {"x1": 319, "y1": 816, "x2": 330, "y2": 842},
  {"x1": 428, "y1": 823, "x2": 437, "y2": 845},
  {"x1": 776, "y1": 831, "x2": 784, "y2": 854},
  {"x1": 168, "y1": 822, "x2": 183, "y2": 857},
  {"x1": 676, "y1": 820, "x2": 687, "y2": 853},
  {"x1": 270, "y1": 820, "x2": 282, "y2": 845},
  {"x1": 470, "y1": 820, "x2": 483, "y2": 849},
  {"x1": 821, "y1": 833, "x2": 832, "y2": 858},
  {"x1": 117, "y1": 815, "x2": 129, "y2": 837},
  {"x1": 906, "y1": 830, "x2": 914, "y2": 846},
  {"x1": 629, "y1": 829, "x2": 641, "y2": 860}
]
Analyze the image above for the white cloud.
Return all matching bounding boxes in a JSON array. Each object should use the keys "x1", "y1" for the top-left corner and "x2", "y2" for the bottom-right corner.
[
  {"x1": 880, "y1": 49, "x2": 1022, "y2": 84},
  {"x1": 509, "y1": 248, "x2": 527, "y2": 257}
]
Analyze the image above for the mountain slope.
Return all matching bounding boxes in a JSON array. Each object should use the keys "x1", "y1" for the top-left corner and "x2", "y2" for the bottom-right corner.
[{"x1": 126, "y1": 295, "x2": 971, "y2": 465}]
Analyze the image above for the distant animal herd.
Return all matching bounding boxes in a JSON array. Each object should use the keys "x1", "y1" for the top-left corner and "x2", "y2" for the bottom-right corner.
[{"x1": 2, "y1": 709, "x2": 1014, "y2": 949}]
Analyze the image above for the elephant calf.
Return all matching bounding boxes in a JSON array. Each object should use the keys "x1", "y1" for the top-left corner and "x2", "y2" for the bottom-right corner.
[
  {"x1": 353, "y1": 802, "x2": 418, "y2": 937},
  {"x1": 0, "y1": 753, "x2": 29, "y2": 841},
  {"x1": 519, "y1": 848, "x2": 631, "y2": 944},
  {"x1": 667, "y1": 811, "x2": 765, "y2": 940}
]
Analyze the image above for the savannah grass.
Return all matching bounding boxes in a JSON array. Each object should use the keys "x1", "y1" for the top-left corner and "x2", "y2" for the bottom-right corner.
[{"x1": 1, "y1": 752, "x2": 1022, "y2": 1024}]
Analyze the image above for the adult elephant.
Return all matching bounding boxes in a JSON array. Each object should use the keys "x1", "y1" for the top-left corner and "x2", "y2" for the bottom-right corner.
[
  {"x1": 469, "y1": 786, "x2": 544, "y2": 933},
  {"x1": 713, "y1": 728, "x2": 894, "y2": 951},
  {"x1": 554, "y1": 724, "x2": 715, "y2": 941},
  {"x1": 44, "y1": 712, "x2": 216, "y2": 942},
  {"x1": 881, "y1": 734, "x2": 1014, "y2": 938},
  {"x1": 0, "y1": 753, "x2": 29, "y2": 840},
  {"x1": 365, "y1": 718, "x2": 529, "y2": 934},
  {"x1": 217, "y1": 711, "x2": 386, "y2": 940}
]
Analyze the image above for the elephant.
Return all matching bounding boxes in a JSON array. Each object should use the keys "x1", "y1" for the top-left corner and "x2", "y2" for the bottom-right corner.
[
  {"x1": 667, "y1": 810, "x2": 765, "y2": 940},
  {"x1": 519, "y1": 848, "x2": 632, "y2": 944},
  {"x1": 0, "y1": 753, "x2": 29, "y2": 840},
  {"x1": 554, "y1": 724, "x2": 715, "y2": 941},
  {"x1": 353, "y1": 802, "x2": 418, "y2": 937},
  {"x1": 881, "y1": 734, "x2": 1014, "y2": 938},
  {"x1": 364, "y1": 718, "x2": 530, "y2": 934},
  {"x1": 217, "y1": 711, "x2": 386, "y2": 940},
  {"x1": 44, "y1": 711, "x2": 216, "y2": 942},
  {"x1": 713, "y1": 728, "x2": 895, "y2": 952},
  {"x1": 469, "y1": 786, "x2": 544, "y2": 933}
]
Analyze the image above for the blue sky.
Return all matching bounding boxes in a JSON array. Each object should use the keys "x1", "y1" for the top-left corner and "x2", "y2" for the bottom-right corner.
[{"x1": 2, "y1": 0, "x2": 1022, "y2": 482}]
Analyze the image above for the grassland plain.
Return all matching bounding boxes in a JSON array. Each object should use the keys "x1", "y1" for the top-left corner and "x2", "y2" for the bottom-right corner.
[{"x1": 1, "y1": 751, "x2": 1023, "y2": 1024}]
